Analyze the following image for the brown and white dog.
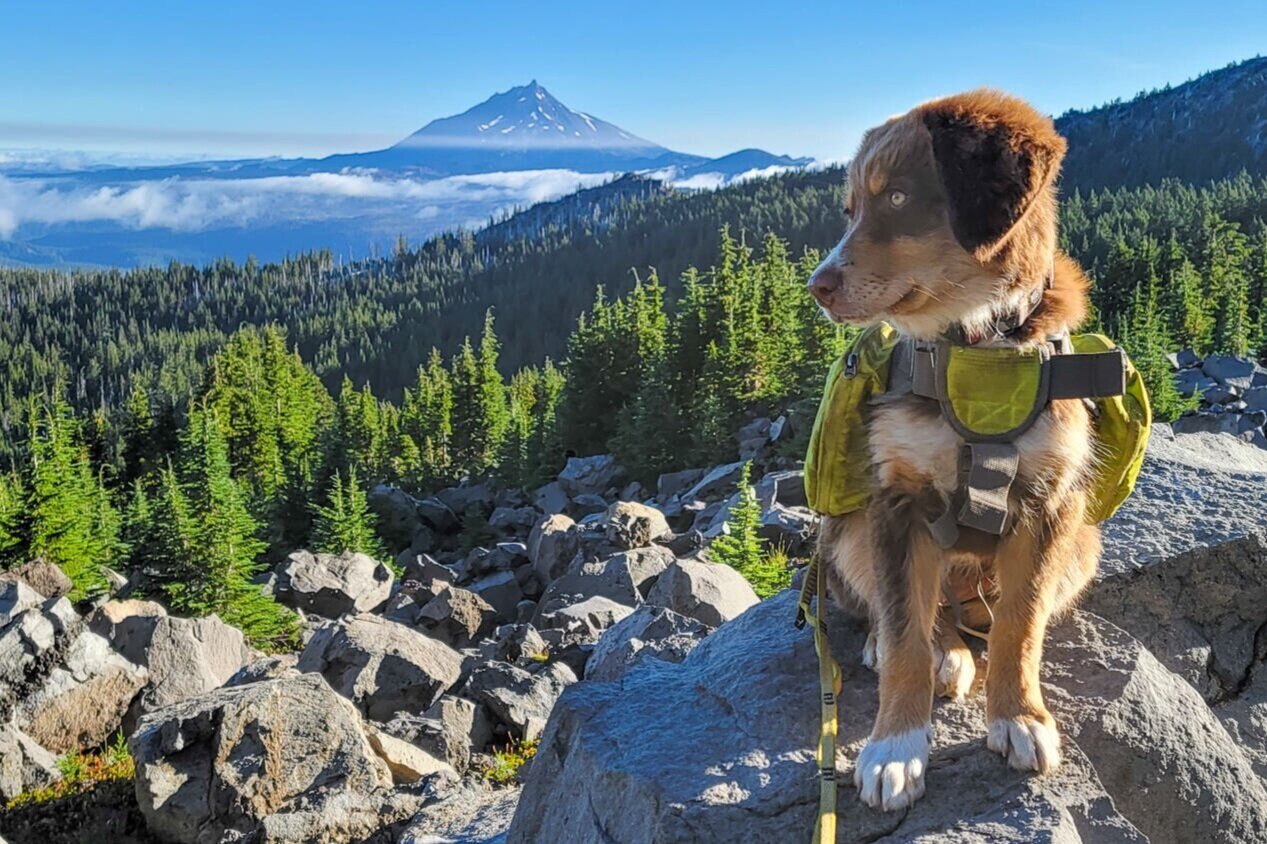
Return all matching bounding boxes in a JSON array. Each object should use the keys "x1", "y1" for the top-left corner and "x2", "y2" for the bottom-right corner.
[{"x1": 807, "y1": 90, "x2": 1101, "y2": 811}]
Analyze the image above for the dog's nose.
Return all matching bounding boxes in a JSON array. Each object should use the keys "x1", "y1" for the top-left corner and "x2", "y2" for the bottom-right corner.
[{"x1": 807, "y1": 264, "x2": 843, "y2": 306}]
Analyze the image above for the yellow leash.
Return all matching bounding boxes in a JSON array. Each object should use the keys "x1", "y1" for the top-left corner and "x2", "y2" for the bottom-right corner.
[{"x1": 796, "y1": 556, "x2": 841, "y2": 843}]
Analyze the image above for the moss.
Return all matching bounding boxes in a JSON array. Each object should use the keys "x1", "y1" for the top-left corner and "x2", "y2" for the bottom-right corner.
[
  {"x1": 5, "y1": 732, "x2": 134, "y2": 811},
  {"x1": 481, "y1": 737, "x2": 540, "y2": 786}
]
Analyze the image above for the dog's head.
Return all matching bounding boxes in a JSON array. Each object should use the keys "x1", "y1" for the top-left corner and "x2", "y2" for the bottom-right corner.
[{"x1": 808, "y1": 90, "x2": 1068, "y2": 340}]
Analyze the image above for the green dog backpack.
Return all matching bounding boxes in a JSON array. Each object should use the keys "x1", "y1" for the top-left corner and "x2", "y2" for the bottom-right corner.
[{"x1": 803, "y1": 322, "x2": 1151, "y2": 528}]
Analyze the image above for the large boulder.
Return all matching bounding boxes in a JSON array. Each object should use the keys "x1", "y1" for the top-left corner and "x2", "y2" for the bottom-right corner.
[
  {"x1": 527, "y1": 513, "x2": 579, "y2": 585},
  {"x1": 416, "y1": 585, "x2": 500, "y2": 648},
  {"x1": 585, "y1": 605, "x2": 710, "y2": 682},
  {"x1": 682, "y1": 460, "x2": 746, "y2": 502},
  {"x1": 140, "y1": 615, "x2": 255, "y2": 712},
  {"x1": 274, "y1": 550, "x2": 393, "y2": 618},
  {"x1": 367, "y1": 484, "x2": 425, "y2": 548},
  {"x1": 0, "y1": 722, "x2": 60, "y2": 803},
  {"x1": 644, "y1": 558, "x2": 759, "y2": 628},
  {"x1": 130, "y1": 672, "x2": 416, "y2": 844},
  {"x1": 385, "y1": 694, "x2": 494, "y2": 775},
  {"x1": 464, "y1": 660, "x2": 577, "y2": 741},
  {"x1": 603, "y1": 501, "x2": 671, "y2": 549},
  {"x1": 0, "y1": 560, "x2": 73, "y2": 600},
  {"x1": 297, "y1": 614, "x2": 463, "y2": 721},
  {"x1": 557, "y1": 454, "x2": 625, "y2": 498},
  {"x1": 0, "y1": 596, "x2": 81, "y2": 716},
  {"x1": 507, "y1": 590, "x2": 1267, "y2": 844},
  {"x1": 1100, "y1": 427, "x2": 1267, "y2": 573}
]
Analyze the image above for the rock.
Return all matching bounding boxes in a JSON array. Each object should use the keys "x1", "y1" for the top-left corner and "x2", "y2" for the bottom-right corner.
[
  {"x1": 0, "y1": 596, "x2": 80, "y2": 715},
  {"x1": 1175, "y1": 368, "x2": 1217, "y2": 398},
  {"x1": 644, "y1": 558, "x2": 759, "y2": 628},
  {"x1": 130, "y1": 672, "x2": 414, "y2": 844},
  {"x1": 102, "y1": 566, "x2": 129, "y2": 594},
  {"x1": 1203, "y1": 383, "x2": 1242, "y2": 404},
  {"x1": 1174, "y1": 348, "x2": 1201, "y2": 368},
  {"x1": 383, "y1": 579, "x2": 447, "y2": 626},
  {"x1": 535, "y1": 547, "x2": 672, "y2": 624},
  {"x1": 400, "y1": 552, "x2": 457, "y2": 588},
  {"x1": 368, "y1": 484, "x2": 424, "y2": 548},
  {"x1": 409, "y1": 523, "x2": 438, "y2": 555},
  {"x1": 364, "y1": 722, "x2": 455, "y2": 784},
  {"x1": 386, "y1": 694, "x2": 494, "y2": 774},
  {"x1": 138, "y1": 615, "x2": 255, "y2": 712},
  {"x1": 416, "y1": 496, "x2": 458, "y2": 533},
  {"x1": 436, "y1": 482, "x2": 496, "y2": 517},
  {"x1": 1171, "y1": 410, "x2": 1263, "y2": 436},
  {"x1": 532, "y1": 481, "x2": 571, "y2": 516},
  {"x1": 603, "y1": 501, "x2": 671, "y2": 549},
  {"x1": 225, "y1": 653, "x2": 299, "y2": 687},
  {"x1": 0, "y1": 722, "x2": 60, "y2": 803},
  {"x1": 273, "y1": 550, "x2": 393, "y2": 619},
  {"x1": 1203, "y1": 354, "x2": 1260, "y2": 389},
  {"x1": 1100, "y1": 428, "x2": 1267, "y2": 573},
  {"x1": 755, "y1": 469, "x2": 808, "y2": 510},
  {"x1": 297, "y1": 614, "x2": 463, "y2": 720},
  {"x1": 507, "y1": 590, "x2": 1265, "y2": 844},
  {"x1": 557, "y1": 454, "x2": 625, "y2": 498},
  {"x1": 481, "y1": 623, "x2": 549, "y2": 664},
  {"x1": 527, "y1": 514, "x2": 579, "y2": 585},
  {"x1": 656, "y1": 468, "x2": 707, "y2": 501},
  {"x1": 682, "y1": 460, "x2": 746, "y2": 502},
  {"x1": 417, "y1": 586, "x2": 499, "y2": 648},
  {"x1": 0, "y1": 560, "x2": 73, "y2": 600},
  {"x1": 489, "y1": 505, "x2": 539, "y2": 535},
  {"x1": 464, "y1": 660, "x2": 577, "y2": 741},
  {"x1": 758, "y1": 503, "x2": 817, "y2": 554},
  {"x1": 13, "y1": 623, "x2": 147, "y2": 753},
  {"x1": 1244, "y1": 385, "x2": 1267, "y2": 412},
  {"x1": 470, "y1": 570, "x2": 524, "y2": 620},
  {"x1": 396, "y1": 779, "x2": 519, "y2": 844},
  {"x1": 568, "y1": 493, "x2": 609, "y2": 518},
  {"x1": 0, "y1": 580, "x2": 46, "y2": 627},
  {"x1": 537, "y1": 595, "x2": 636, "y2": 646},
  {"x1": 585, "y1": 605, "x2": 710, "y2": 682}
]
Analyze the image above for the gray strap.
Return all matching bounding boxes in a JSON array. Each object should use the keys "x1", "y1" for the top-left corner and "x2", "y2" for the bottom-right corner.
[
  {"x1": 925, "y1": 498, "x2": 961, "y2": 549},
  {"x1": 911, "y1": 347, "x2": 938, "y2": 399},
  {"x1": 956, "y1": 442, "x2": 1020, "y2": 535},
  {"x1": 1048, "y1": 349, "x2": 1126, "y2": 400},
  {"x1": 887, "y1": 338, "x2": 914, "y2": 395}
]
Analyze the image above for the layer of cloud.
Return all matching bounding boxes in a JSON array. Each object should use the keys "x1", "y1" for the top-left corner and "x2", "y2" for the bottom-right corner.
[{"x1": 0, "y1": 168, "x2": 614, "y2": 239}]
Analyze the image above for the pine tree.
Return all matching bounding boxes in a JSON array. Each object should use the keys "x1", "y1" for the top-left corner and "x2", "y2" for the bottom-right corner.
[
  {"x1": 708, "y1": 464, "x2": 790, "y2": 598},
  {"x1": 311, "y1": 468, "x2": 386, "y2": 559}
]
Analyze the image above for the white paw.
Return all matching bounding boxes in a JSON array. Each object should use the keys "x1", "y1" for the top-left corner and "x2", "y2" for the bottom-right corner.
[
  {"x1": 935, "y1": 645, "x2": 976, "y2": 700},
  {"x1": 987, "y1": 716, "x2": 1062, "y2": 773},
  {"x1": 854, "y1": 726, "x2": 930, "y2": 811},
  {"x1": 861, "y1": 632, "x2": 882, "y2": 671}
]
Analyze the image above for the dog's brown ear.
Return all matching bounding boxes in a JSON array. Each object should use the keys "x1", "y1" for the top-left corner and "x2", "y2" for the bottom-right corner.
[{"x1": 921, "y1": 91, "x2": 1066, "y2": 257}]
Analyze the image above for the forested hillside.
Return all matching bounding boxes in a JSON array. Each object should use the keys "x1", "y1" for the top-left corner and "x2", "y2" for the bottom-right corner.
[{"x1": 1056, "y1": 55, "x2": 1267, "y2": 190}]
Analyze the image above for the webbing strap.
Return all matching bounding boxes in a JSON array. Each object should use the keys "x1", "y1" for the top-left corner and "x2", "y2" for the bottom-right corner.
[
  {"x1": 1048, "y1": 349, "x2": 1127, "y2": 399},
  {"x1": 796, "y1": 557, "x2": 840, "y2": 844},
  {"x1": 957, "y1": 442, "x2": 1020, "y2": 535}
]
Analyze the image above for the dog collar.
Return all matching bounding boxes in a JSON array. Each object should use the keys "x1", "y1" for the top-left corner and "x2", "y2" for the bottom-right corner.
[{"x1": 955, "y1": 262, "x2": 1054, "y2": 346}]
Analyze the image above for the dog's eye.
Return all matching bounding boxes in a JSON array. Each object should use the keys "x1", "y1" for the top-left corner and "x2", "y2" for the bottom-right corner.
[{"x1": 889, "y1": 189, "x2": 909, "y2": 208}]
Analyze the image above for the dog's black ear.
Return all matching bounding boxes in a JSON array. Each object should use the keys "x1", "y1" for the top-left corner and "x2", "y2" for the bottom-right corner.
[{"x1": 922, "y1": 93, "x2": 1065, "y2": 257}]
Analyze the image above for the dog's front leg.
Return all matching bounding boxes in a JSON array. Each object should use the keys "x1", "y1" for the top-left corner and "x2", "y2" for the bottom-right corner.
[
  {"x1": 985, "y1": 498, "x2": 1086, "y2": 773},
  {"x1": 855, "y1": 492, "x2": 941, "y2": 811}
]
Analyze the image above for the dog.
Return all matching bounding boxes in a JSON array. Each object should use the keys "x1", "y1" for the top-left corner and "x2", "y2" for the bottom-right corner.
[{"x1": 806, "y1": 90, "x2": 1100, "y2": 812}]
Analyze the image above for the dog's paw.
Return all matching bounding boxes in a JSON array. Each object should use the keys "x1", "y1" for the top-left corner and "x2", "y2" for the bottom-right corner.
[
  {"x1": 987, "y1": 715, "x2": 1061, "y2": 773},
  {"x1": 854, "y1": 726, "x2": 930, "y2": 811},
  {"x1": 861, "y1": 632, "x2": 882, "y2": 671},
  {"x1": 934, "y1": 644, "x2": 975, "y2": 700}
]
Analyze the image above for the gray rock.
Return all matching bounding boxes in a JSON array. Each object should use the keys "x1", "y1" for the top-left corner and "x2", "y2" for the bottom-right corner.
[
  {"x1": 470, "y1": 570, "x2": 524, "y2": 620},
  {"x1": 400, "y1": 552, "x2": 457, "y2": 588},
  {"x1": 436, "y1": 482, "x2": 496, "y2": 518},
  {"x1": 527, "y1": 513, "x2": 579, "y2": 587},
  {"x1": 0, "y1": 722, "x2": 60, "y2": 803},
  {"x1": 297, "y1": 614, "x2": 463, "y2": 720},
  {"x1": 758, "y1": 503, "x2": 817, "y2": 554},
  {"x1": 480, "y1": 623, "x2": 549, "y2": 664},
  {"x1": 0, "y1": 560, "x2": 73, "y2": 600},
  {"x1": 557, "y1": 454, "x2": 625, "y2": 498},
  {"x1": 538, "y1": 595, "x2": 636, "y2": 646},
  {"x1": 682, "y1": 460, "x2": 747, "y2": 502},
  {"x1": 1203, "y1": 383, "x2": 1241, "y2": 404},
  {"x1": 131, "y1": 672, "x2": 412, "y2": 844},
  {"x1": 1174, "y1": 348, "x2": 1201, "y2": 368},
  {"x1": 364, "y1": 722, "x2": 455, "y2": 784},
  {"x1": 535, "y1": 547, "x2": 672, "y2": 625},
  {"x1": 508, "y1": 590, "x2": 1264, "y2": 844},
  {"x1": 1203, "y1": 354, "x2": 1260, "y2": 389},
  {"x1": 568, "y1": 493, "x2": 609, "y2": 518},
  {"x1": 416, "y1": 496, "x2": 459, "y2": 533},
  {"x1": 489, "y1": 505, "x2": 539, "y2": 536},
  {"x1": 465, "y1": 660, "x2": 577, "y2": 741},
  {"x1": 1248, "y1": 386, "x2": 1267, "y2": 413},
  {"x1": 385, "y1": 694, "x2": 494, "y2": 774},
  {"x1": 603, "y1": 501, "x2": 671, "y2": 549},
  {"x1": 275, "y1": 550, "x2": 393, "y2": 619},
  {"x1": 644, "y1": 557, "x2": 759, "y2": 628},
  {"x1": 755, "y1": 469, "x2": 808, "y2": 510},
  {"x1": 1100, "y1": 428, "x2": 1267, "y2": 573},
  {"x1": 417, "y1": 585, "x2": 499, "y2": 648},
  {"x1": 1171, "y1": 410, "x2": 1262, "y2": 436},
  {"x1": 532, "y1": 481, "x2": 571, "y2": 516},
  {"x1": 585, "y1": 605, "x2": 710, "y2": 682},
  {"x1": 1175, "y1": 368, "x2": 1217, "y2": 397},
  {"x1": 0, "y1": 596, "x2": 80, "y2": 716},
  {"x1": 396, "y1": 779, "x2": 519, "y2": 844},
  {"x1": 140, "y1": 615, "x2": 254, "y2": 712},
  {"x1": 225, "y1": 653, "x2": 299, "y2": 687},
  {"x1": 409, "y1": 523, "x2": 438, "y2": 555},
  {"x1": 368, "y1": 484, "x2": 424, "y2": 548},
  {"x1": 656, "y1": 468, "x2": 707, "y2": 501},
  {"x1": 0, "y1": 580, "x2": 47, "y2": 627}
]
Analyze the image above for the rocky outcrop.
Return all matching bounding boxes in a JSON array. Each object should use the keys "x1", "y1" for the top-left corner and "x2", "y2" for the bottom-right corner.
[
  {"x1": 508, "y1": 588, "x2": 1267, "y2": 844},
  {"x1": 1170, "y1": 349, "x2": 1267, "y2": 443},
  {"x1": 130, "y1": 672, "x2": 416, "y2": 844},
  {"x1": 643, "y1": 557, "x2": 758, "y2": 627},
  {"x1": 273, "y1": 549, "x2": 393, "y2": 618}
]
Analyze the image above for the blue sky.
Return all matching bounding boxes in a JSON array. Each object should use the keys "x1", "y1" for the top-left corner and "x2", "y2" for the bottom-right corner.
[{"x1": 3, "y1": 0, "x2": 1265, "y2": 163}]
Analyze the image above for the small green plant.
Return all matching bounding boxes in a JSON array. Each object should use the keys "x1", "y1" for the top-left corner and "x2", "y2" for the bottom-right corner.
[
  {"x1": 708, "y1": 464, "x2": 793, "y2": 598},
  {"x1": 481, "y1": 737, "x2": 539, "y2": 786},
  {"x1": 5, "y1": 732, "x2": 134, "y2": 810}
]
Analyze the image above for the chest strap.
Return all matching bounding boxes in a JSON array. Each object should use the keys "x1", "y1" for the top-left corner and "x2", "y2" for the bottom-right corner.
[{"x1": 887, "y1": 337, "x2": 1127, "y2": 548}]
